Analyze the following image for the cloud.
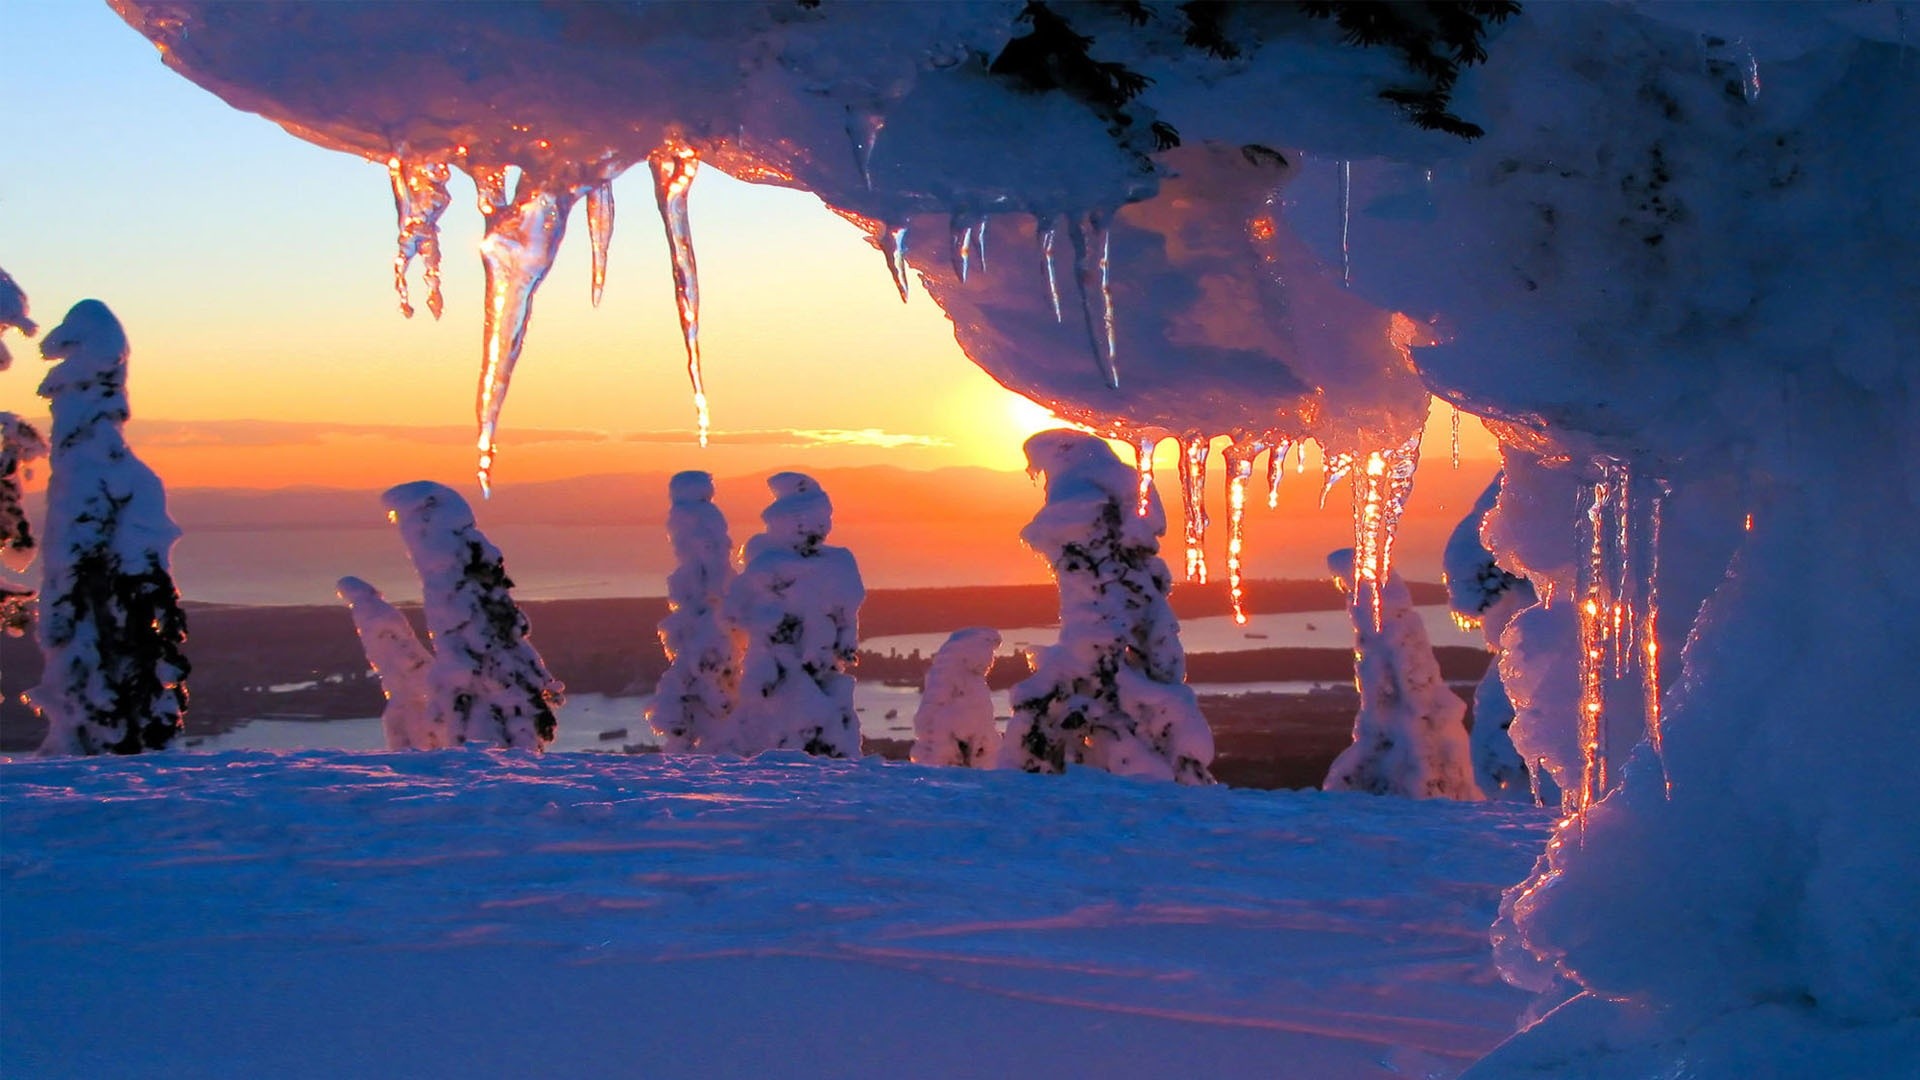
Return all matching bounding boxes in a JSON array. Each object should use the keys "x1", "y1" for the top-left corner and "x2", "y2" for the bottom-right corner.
[
  {"x1": 127, "y1": 419, "x2": 611, "y2": 448},
  {"x1": 622, "y1": 427, "x2": 950, "y2": 450}
]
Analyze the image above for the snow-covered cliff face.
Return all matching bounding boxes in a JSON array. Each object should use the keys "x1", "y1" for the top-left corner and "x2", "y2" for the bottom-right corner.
[{"x1": 106, "y1": 0, "x2": 1920, "y2": 1061}]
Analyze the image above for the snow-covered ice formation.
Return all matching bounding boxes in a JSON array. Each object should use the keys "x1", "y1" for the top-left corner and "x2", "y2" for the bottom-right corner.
[
  {"x1": 95, "y1": 1, "x2": 1920, "y2": 1070},
  {"x1": 1443, "y1": 476, "x2": 1543, "y2": 803},
  {"x1": 1324, "y1": 547, "x2": 1479, "y2": 801},
  {"x1": 1005, "y1": 430, "x2": 1212, "y2": 784},
  {"x1": 909, "y1": 626, "x2": 1002, "y2": 768},
  {"x1": 336, "y1": 575, "x2": 443, "y2": 751},
  {"x1": 28, "y1": 301, "x2": 189, "y2": 756},
  {"x1": 0, "y1": 265, "x2": 35, "y2": 372},
  {"x1": 381, "y1": 481, "x2": 561, "y2": 751},
  {"x1": 647, "y1": 470, "x2": 738, "y2": 753},
  {"x1": 724, "y1": 472, "x2": 865, "y2": 758}
]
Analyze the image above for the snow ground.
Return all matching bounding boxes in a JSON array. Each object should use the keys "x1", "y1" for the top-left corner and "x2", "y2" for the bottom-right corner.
[{"x1": 1, "y1": 752, "x2": 1550, "y2": 1078}]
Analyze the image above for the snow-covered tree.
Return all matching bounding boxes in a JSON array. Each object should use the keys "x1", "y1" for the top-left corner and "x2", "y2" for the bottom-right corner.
[
  {"x1": 1323, "y1": 547, "x2": 1479, "y2": 800},
  {"x1": 722, "y1": 471, "x2": 864, "y2": 758},
  {"x1": 28, "y1": 300, "x2": 189, "y2": 756},
  {"x1": 336, "y1": 575, "x2": 444, "y2": 750},
  {"x1": 647, "y1": 470, "x2": 738, "y2": 753},
  {"x1": 1002, "y1": 430, "x2": 1213, "y2": 785},
  {"x1": 910, "y1": 627, "x2": 1002, "y2": 768},
  {"x1": 382, "y1": 480, "x2": 560, "y2": 751},
  {"x1": 0, "y1": 265, "x2": 34, "y2": 371},
  {"x1": 1, "y1": 413, "x2": 49, "y2": 637},
  {"x1": 1444, "y1": 475, "x2": 1553, "y2": 803}
]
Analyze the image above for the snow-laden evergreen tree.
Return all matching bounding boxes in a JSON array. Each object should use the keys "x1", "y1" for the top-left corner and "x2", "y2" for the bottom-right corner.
[
  {"x1": 722, "y1": 472, "x2": 864, "y2": 758},
  {"x1": 1001, "y1": 430, "x2": 1213, "y2": 785},
  {"x1": 1, "y1": 413, "x2": 49, "y2": 636},
  {"x1": 382, "y1": 481, "x2": 560, "y2": 751},
  {"x1": 336, "y1": 575, "x2": 445, "y2": 750},
  {"x1": 1443, "y1": 475, "x2": 1554, "y2": 803},
  {"x1": 1323, "y1": 547, "x2": 1479, "y2": 800},
  {"x1": 0, "y1": 265, "x2": 34, "y2": 371},
  {"x1": 647, "y1": 471, "x2": 737, "y2": 752},
  {"x1": 28, "y1": 300, "x2": 188, "y2": 755},
  {"x1": 910, "y1": 627, "x2": 1002, "y2": 768}
]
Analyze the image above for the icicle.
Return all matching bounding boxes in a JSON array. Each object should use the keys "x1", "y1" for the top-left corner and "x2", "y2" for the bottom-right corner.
[
  {"x1": 1737, "y1": 37, "x2": 1761, "y2": 103},
  {"x1": 650, "y1": 144, "x2": 708, "y2": 447},
  {"x1": 844, "y1": 105, "x2": 885, "y2": 190},
  {"x1": 1068, "y1": 212, "x2": 1119, "y2": 389},
  {"x1": 1132, "y1": 434, "x2": 1160, "y2": 518},
  {"x1": 1223, "y1": 441, "x2": 1267, "y2": 624},
  {"x1": 1339, "y1": 159, "x2": 1352, "y2": 288},
  {"x1": 387, "y1": 157, "x2": 452, "y2": 320},
  {"x1": 949, "y1": 214, "x2": 976, "y2": 282},
  {"x1": 1036, "y1": 215, "x2": 1063, "y2": 322},
  {"x1": 1295, "y1": 441, "x2": 1307, "y2": 474},
  {"x1": 585, "y1": 181, "x2": 614, "y2": 308},
  {"x1": 1642, "y1": 477, "x2": 1671, "y2": 796},
  {"x1": 1347, "y1": 431, "x2": 1422, "y2": 630},
  {"x1": 1576, "y1": 470, "x2": 1608, "y2": 819},
  {"x1": 1611, "y1": 462, "x2": 1632, "y2": 682},
  {"x1": 1178, "y1": 434, "x2": 1211, "y2": 583},
  {"x1": 475, "y1": 170, "x2": 578, "y2": 496},
  {"x1": 1319, "y1": 451, "x2": 1353, "y2": 509},
  {"x1": 1265, "y1": 440, "x2": 1292, "y2": 509},
  {"x1": 974, "y1": 217, "x2": 989, "y2": 274},
  {"x1": 882, "y1": 223, "x2": 911, "y2": 303},
  {"x1": 1450, "y1": 403, "x2": 1461, "y2": 469}
]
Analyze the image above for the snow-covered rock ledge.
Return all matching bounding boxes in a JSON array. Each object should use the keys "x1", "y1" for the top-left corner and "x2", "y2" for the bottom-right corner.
[{"x1": 2, "y1": 751, "x2": 1548, "y2": 1079}]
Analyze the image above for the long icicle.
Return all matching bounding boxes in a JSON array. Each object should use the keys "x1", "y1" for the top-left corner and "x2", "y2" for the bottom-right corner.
[
  {"x1": 1223, "y1": 440, "x2": 1266, "y2": 625},
  {"x1": 1036, "y1": 215, "x2": 1063, "y2": 322},
  {"x1": 585, "y1": 180, "x2": 615, "y2": 308},
  {"x1": 1132, "y1": 434, "x2": 1160, "y2": 518},
  {"x1": 949, "y1": 213, "x2": 976, "y2": 282},
  {"x1": 1178, "y1": 434, "x2": 1211, "y2": 583},
  {"x1": 1642, "y1": 476, "x2": 1671, "y2": 796},
  {"x1": 1320, "y1": 451, "x2": 1354, "y2": 509},
  {"x1": 1266, "y1": 439, "x2": 1292, "y2": 509},
  {"x1": 1576, "y1": 466, "x2": 1611, "y2": 821},
  {"x1": 882, "y1": 223, "x2": 911, "y2": 303},
  {"x1": 475, "y1": 169, "x2": 577, "y2": 496},
  {"x1": 1339, "y1": 159, "x2": 1352, "y2": 288},
  {"x1": 1069, "y1": 212, "x2": 1119, "y2": 388},
  {"x1": 1450, "y1": 403, "x2": 1461, "y2": 469},
  {"x1": 651, "y1": 144, "x2": 708, "y2": 446},
  {"x1": 387, "y1": 157, "x2": 452, "y2": 320}
]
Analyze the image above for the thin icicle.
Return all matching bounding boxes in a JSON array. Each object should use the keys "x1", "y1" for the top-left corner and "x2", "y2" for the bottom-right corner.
[
  {"x1": 1348, "y1": 431, "x2": 1422, "y2": 630},
  {"x1": 1036, "y1": 215, "x2": 1063, "y2": 322},
  {"x1": 650, "y1": 144, "x2": 708, "y2": 447},
  {"x1": 1737, "y1": 37, "x2": 1761, "y2": 103},
  {"x1": 1132, "y1": 434, "x2": 1160, "y2": 518},
  {"x1": 585, "y1": 181, "x2": 614, "y2": 308},
  {"x1": 1222, "y1": 441, "x2": 1266, "y2": 624},
  {"x1": 1339, "y1": 159, "x2": 1352, "y2": 288},
  {"x1": 1266, "y1": 439, "x2": 1292, "y2": 509},
  {"x1": 1178, "y1": 434, "x2": 1211, "y2": 583},
  {"x1": 387, "y1": 157, "x2": 452, "y2": 320},
  {"x1": 475, "y1": 170, "x2": 578, "y2": 496},
  {"x1": 1450, "y1": 403, "x2": 1461, "y2": 469},
  {"x1": 844, "y1": 105, "x2": 885, "y2": 190},
  {"x1": 1576, "y1": 467, "x2": 1610, "y2": 818},
  {"x1": 1319, "y1": 451, "x2": 1354, "y2": 509},
  {"x1": 974, "y1": 217, "x2": 989, "y2": 274},
  {"x1": 1068, "y1": 212, "x2": 1118, "y2": 389},
  {"x1": 1296, "y1": 441, "x2": 1307, "y2": 474},
  {"x1": 949, "y1": 214, "x2": 976, "y2": 282},
  {"x1": 1642, "y1": 477, "x2": 1671, "y2": 796},
  {"x1": 882, "y1": 223, "x2": 911, "y2": 303}
]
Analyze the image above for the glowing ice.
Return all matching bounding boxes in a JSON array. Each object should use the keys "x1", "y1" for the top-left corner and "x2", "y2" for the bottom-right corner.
[
  {"x1": 1178, "y1": 434, "x2": 1210, "y2": 582},
  {"x1": 1036, "y1": 215, "x2": 1062, "y2": 322},
  {"x1": 476, "y1": 171, "x2": 577, "y2": 496},
  {"x1": 1266, "y1": 440, "x2": 1291, "y2": 509},
  {"x1": 386, "y1": 157, "x2": 451, "y2": 320},
  {"x1": 881, "y1": 223, "x2": 911, "y2": 303},
  {"x1": 1222, "y1": 440, "x2": 1267, "y2": 624},
  {"x1": 585, "y1": 180, "x2": 615, "y2": 308},
  {"x1": 651, "y1": 144, "x2": 708, "y2": 446},
  {"x1": 1131, "y1": 433, "x2": 1159, "y2": 518}
]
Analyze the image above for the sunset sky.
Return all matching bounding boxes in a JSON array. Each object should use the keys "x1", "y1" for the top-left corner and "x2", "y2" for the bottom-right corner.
[{"x1": 2, "y1": 3, "x2": 1497, "y2": 495}]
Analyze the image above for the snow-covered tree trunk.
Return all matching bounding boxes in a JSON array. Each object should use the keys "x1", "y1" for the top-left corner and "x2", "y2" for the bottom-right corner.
[
  {"x1": 336, "y1": 575, "x2": 444, "y2": 750},
  {"x1": 910, "y1": 627, "x2": 1001, "y2": 768},
  {"x1": 1444, "y1": 476, "x2": 1550, "y2": 803},
  {"x1": 28, "y1": 301, "x2": 189, "y2": 756},
  {"x1": 647, "y1": 470, "x2": 738, "y2": 753},
  {"x1": 1323, "y1": 548, "x2": 1479, "y2": 800},
  {"x1": 1002, "y1": 430, "x2": 1213, "y2": 785},
  {"x1": 382, "y1": 481, "x2": 560, "y2": 751},
  {"x1": 722, "y1": 472, "x2": 864, "y2": 758},
  {"x1": 1, "y1": 413, "x2": 49, "y2": 637}
]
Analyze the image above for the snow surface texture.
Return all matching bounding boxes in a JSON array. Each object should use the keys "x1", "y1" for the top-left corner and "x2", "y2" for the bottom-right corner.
[
  {"x1": 909, "y1": 626, "x2": 1001, "y2": 768},
  {"x1": 0, "y1": 752, "x2": 1555, "y2": 1080},
  {"x1": 722, "y1": 472, "x2": 865, "y2": 759},
  {"x1": 647, "y1": 471, "x2": 739, "y2": 753},
  {"x1": 28, "y1": 301, "x2": 189, "y2": 756},
  {"x1": 1323, "y1": 548, "x2": 1478, "y2": 802},
  {"x1": 1443, "y1": 477, "x2": 1542, "y2": 804},
  {"x1": 381, "y1": 481, "x2": 561, "y2": 751},
  {"x1": 0, "y1": 264, "x2": 34, "y2": 372},
  {"x1": 1005, "y1": 431, "x2": 1212, "y2": 785},
  {"x1": 336, "y1": 575, "x2": 442, "y2": 750}
]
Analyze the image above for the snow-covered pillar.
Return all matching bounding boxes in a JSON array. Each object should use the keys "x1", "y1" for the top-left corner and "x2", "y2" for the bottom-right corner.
[
  {"x1": 1002, "y1": 430, "x2": 1213, "y2": 785},
  {"x1": 647, "y1": 470, "x2": 738, "y2": 752},
  {"x1": 381, "y1": 480, "x2": 561, "y2": 751},
  {"x1": 1444, "y1": 475, "x2": 1550, "y2": 803},
  {"x1": 336, "y1": 576, "x2": 444, "y2": 750},
  {"x1": 722, "y1": 472, "x2": 865, "y2": 758},
  {"x1": 28, "y1": 301, "x2": 189, "y2": 756},
  {"x1": 1324, "y1": 547, "x2": 1480, "y2": 800},
  {"x1": 910, "y1": 627, "x2": 1002, "y2": 768}
]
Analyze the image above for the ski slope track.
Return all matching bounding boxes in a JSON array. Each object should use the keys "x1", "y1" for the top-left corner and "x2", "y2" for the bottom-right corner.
[{"x1": 2, "y1": 752, "x2": 1549, "y2": 1079}]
